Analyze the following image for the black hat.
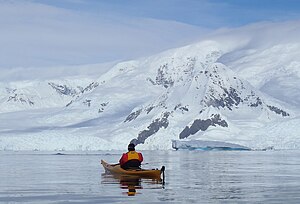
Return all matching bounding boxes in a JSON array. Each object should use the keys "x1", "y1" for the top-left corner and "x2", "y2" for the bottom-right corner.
[{"x1": 128, "y1": 143, "x2": 135, "y2": 151}]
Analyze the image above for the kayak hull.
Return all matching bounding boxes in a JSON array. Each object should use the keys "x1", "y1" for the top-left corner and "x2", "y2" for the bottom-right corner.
[{"x1": 101, "y1": 160, "x2": 163, "y2": 180}]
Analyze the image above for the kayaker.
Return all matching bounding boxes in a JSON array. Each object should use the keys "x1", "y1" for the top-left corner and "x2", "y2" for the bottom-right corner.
[{"x1": 119, "y1": 143, "x2": 143, "y2": 170}]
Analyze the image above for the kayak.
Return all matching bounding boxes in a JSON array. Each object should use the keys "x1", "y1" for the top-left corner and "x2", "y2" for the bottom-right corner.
[{"x1": 101, "y1": 160, "x2": 165, "y2": 180}]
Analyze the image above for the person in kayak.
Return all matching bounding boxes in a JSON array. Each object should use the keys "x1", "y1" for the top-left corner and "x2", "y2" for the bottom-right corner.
[{"x1": 119, "y1": 143, "x2": 143, "y2": 170}]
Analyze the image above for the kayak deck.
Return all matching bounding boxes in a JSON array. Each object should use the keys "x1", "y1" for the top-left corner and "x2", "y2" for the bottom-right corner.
[{"x1": 101, "y1": 160, "x2": 164, "y2": 180}]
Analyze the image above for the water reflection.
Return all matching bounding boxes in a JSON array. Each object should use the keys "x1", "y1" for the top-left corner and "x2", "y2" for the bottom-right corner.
[
  {"x1": 1, "y1": 151, "x2": 300, "y2": 203},
  {"x1": 101, "y1": 173, "x2": 163, "y2": 196},
  {"x1": 119, "y1": 176, "x2": 141, "y2": 196}
]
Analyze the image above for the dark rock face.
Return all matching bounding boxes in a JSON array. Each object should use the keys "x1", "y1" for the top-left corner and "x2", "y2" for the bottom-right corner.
[
  {"x1": 48, "y1": 82, "x2": 79, "y2": 96},
  {"x1": 7, "y1": 94, "x2": 34, "y2": 106},
  {"x1": 249, "y1": 97, "x2": 263, "y2": 107},
  {"x1": 149, "y1": 58, "x2": 196, "y2": 88},
  {"x1": 174, "y1": 104, "x2": 189, "y2": 113},
  {"x1": 130, "y1": 112, "x2": 170, "y2": 145},
  {"x1": 60, "y1": 82, "x2": 99, "y2": 107},
  {"x1": 155, "y1": 64, "x2": 174, "y2": 88},
  {"x1": 66, "y1": 100, "x2": 73, "y2": 107},
  {"x1": 98, "y1": 102, "x2": 109, "y2": 113},
  {"x1": 146, "y1": 106, "x2": 155, "y2": 114},
  {"x1": 206, "y1": 87, "x2": 243, "y2": 110},
  {"x1": 267, "y1": 105, "x2": 289, "y2": 117},
  {"x1": 83, "y1": 99, "x2": 91, "y2": 107},
  {"x1": 49, "y1": 82, "x2": 99, "y2": 97},
  {"x1": 204, "y1": 80, "x2": 289, "y2": 117},
  {"x1": 82, "y1": 82, "x2": 99, "y2": 93},
  {"x1": 179, "y1": 114, "x2": 228, "y2": 139},
  {"x1": 124, "y1": 109, "x2": 142, "y2": 122}
]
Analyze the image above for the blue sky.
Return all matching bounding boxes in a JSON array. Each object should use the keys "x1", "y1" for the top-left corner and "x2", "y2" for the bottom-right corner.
[
  {"x1": 35, "y1": 0, "x2": 300, "y2": 27},
  {"x1": 1, "y1": 0, "x2": 300, "y2": 69}
]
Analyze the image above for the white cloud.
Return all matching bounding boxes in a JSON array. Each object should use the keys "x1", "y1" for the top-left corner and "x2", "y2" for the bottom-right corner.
[{"x1": 0, "y1": 1, "x2": 209, "y2": 69}]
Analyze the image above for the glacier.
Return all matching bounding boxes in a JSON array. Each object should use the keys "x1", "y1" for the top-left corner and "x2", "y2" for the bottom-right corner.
[{"x1": 0, "y1": 21, "x2": 300, "y2": 151}]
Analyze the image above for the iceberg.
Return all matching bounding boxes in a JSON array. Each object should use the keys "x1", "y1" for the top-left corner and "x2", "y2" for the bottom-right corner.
[{"x1": 172, "y1": 140, "x2": 251, "y2": 151}]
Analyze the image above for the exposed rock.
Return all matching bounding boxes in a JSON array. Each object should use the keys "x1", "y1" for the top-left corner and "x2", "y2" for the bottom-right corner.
[
  {"x1": 207, "y1": 87, "x2": 243, "y2": 110},
  {"x1": 98, "y1": 102, "x2": 109, "y2": 113},
  {"x1": 179, "y1": 114, "x2": 228, "y2": 139},
  {"x1": 156, "y1": 64, "x2": 174, "y2": 88},
  {"x1": 267, "y1": 105, "x2": 289, "y2": 117},
  {"x1": 66, "y1": 100, "x2": 73, "y2": 107},
  {"x1": 48, "y1": 82, "x2": 79, "y2": 96},
  {"x1": 131, "y1": 112, "x2": 170, "y2": 145},
  {"x1": 124, "y1": 109, "x2": 143, "y2": 122},
  {"x1": 146, "y1": 77, "x2": 156, "y2": 85},
  {"x1": 82, "y1": 82, "x2": 99, "y2": 93},
  {"x1": 174, "y1": 104, "x2": 189, "y2": 113},
  {"x1": 146, "y1": 106, "x2": 154, "y2": 114},
  {"x1": 5, "y1": 88, "x2": 16, "y2": 94},
  {"x1": 7, "y1": 93, "x2": 34, "y2": 106},
  {"x1": 249, "y1": 97, "x2": 263, "y2": 107},
  {"x1": 83, "y1": 99, "x2": 91, "y2": 107}
]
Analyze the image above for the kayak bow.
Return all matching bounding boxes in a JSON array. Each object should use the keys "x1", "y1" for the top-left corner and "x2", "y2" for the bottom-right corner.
[{"x1": 101, "y1": 160, "x2": 165, "y2": 180}]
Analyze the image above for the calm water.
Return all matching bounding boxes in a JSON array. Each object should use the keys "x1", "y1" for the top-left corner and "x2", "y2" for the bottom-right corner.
[{"x1": 1, "y1": 150, "x2": 300, "y2": 203}]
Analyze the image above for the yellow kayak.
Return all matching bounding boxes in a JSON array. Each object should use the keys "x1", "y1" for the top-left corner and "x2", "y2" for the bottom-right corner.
[{"x1": 101, "y1": 160, "x2": 165, "y2": 180}]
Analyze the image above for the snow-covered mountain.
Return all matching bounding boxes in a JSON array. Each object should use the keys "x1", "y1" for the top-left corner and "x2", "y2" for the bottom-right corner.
[
  {"x1": 0, "y1": 21, "x2": 299, "y2": 151},
  {"x1": 0, "y1": 78, "x2": 98, "y2": 113}
]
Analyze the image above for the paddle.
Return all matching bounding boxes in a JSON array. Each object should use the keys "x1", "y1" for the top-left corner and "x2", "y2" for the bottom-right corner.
[
  {"x1": 161, "y1": 166, "x2": 165, "y2": 185},
  {"x1": 112, "y1": 162, "x2": 149, "y2": 166}
]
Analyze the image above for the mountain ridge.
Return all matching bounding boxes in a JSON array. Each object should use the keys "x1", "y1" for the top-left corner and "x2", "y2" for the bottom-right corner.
[{"x1": 0, "y1": 22, "x2": 299, "y2": 150}]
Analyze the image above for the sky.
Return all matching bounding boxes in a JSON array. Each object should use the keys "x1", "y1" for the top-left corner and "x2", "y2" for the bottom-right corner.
[{"x1": 1, "y1": 0, "x2": 300, "y2": 69}]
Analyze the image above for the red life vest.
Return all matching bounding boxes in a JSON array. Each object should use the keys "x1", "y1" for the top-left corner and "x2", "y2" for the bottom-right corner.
[{"x1": 119, "y1": 151, "x2": 143, "y2": 166}]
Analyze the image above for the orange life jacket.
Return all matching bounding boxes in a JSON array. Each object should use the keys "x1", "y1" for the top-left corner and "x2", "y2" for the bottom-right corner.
[{"x1": 119, "y1": 151, "x2": 143, "y2": 166}]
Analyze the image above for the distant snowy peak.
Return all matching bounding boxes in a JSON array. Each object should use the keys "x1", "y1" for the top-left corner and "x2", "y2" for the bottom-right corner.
[
  {"x1": 122, "y1": 53, "x2": 290, "y2": 145},
  {"x1": 0, "y1": 79, "x2": 98, "y2": 113},
  {"x1": 125, "y1": 58, "x2": 289, "y2": 120},
  {"x1": 147, "y1": 50, "x2": 222, "y2": 88}
]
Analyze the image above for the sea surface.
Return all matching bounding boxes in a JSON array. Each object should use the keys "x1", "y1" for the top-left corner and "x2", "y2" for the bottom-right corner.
[{"x1": 1, "y1": 150, "x2": 300, "y2": 203}]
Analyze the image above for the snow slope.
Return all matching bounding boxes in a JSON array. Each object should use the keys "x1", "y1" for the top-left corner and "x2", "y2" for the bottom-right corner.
[{"x1": 0, "y1": 21, "x2": 299, "y2": 151}]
